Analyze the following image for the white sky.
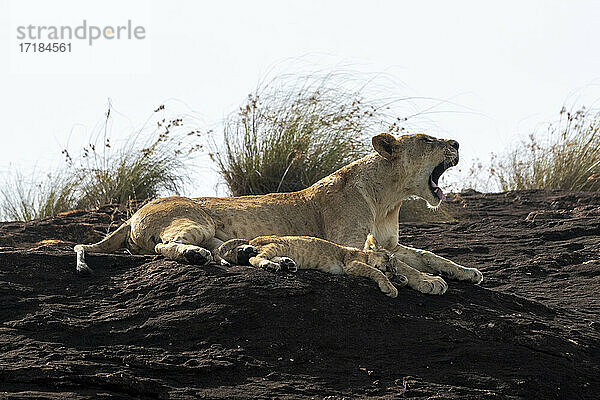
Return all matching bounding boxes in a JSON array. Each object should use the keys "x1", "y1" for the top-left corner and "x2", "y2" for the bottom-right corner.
[{"x1": 1, "y1": 0, "x2": 600, "y2": 195}]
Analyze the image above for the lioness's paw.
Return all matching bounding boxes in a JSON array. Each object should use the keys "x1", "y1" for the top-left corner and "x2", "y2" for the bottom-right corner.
[
  {"x1": 183, "y1": 248, "x2": 213, "y2": 265},
  {"x1": 469, "y1": 268, "x2": 483, "y2": 284},
  {"x1": 412, "y1": 275, "x2": 447, "y2": 295},
  {"x1": 259, "y1": 259, "x2": 281, "y2": 272},
  {"x1": 448, "y1": 267, "x2": 483, "y2": 284}
]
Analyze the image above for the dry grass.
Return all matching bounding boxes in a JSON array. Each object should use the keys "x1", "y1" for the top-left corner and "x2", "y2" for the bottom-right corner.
[
  {"x1": 0, "y1": 172, "x2": 78, "y2": 222},
  {"x1": 491, "y1": 107, "x2": 600, "y2": 192},
  {"x1": 210, "y1": 72, "x2": 409, "y2": 196},
  {"x1": 0, "y1": 103, "x2": 204, "y2": 221}
]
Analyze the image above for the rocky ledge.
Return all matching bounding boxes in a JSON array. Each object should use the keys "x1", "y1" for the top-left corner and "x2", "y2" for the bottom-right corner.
[{"x1": 1, "y1": 190, "x2": 599, "y2": 399}]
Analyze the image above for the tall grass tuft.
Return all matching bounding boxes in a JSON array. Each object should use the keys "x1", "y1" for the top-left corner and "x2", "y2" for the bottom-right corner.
[
  {"x1": 0, "y1": 103, "x2": 204, "y2": 221},
  {"x1": 71, "y1": 107, "x2": 200, "y2": 210},
  {"x1": 211, "y1": 72, "x2": 405, "y2": 196},
  {"x1": 491, "y1": 107, "x2": 600, "y2": 192},
  {"x1": 0, "y1": 172, "x2": 78, "y2": 222}
]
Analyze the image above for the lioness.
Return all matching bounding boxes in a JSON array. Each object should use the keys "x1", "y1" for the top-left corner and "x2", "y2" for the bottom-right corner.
[
  {"x1": 75, "y1": 133, "x2": 482, "y2": 294},
  {"x1": 215, "y1": 234, "x2": 408, "y2": 298}
]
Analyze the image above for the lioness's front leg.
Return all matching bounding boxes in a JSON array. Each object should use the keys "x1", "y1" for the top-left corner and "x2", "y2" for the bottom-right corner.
[{"x1": 391, "y1": 244, "x2": 483, "y2": 284}]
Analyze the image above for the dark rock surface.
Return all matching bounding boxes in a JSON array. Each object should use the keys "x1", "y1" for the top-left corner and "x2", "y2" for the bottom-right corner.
[{"x1": 1, "y1": 190, "x2": 599, "y2": 399}]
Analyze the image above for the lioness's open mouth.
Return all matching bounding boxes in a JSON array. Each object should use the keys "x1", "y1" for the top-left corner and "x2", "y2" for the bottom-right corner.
[{"x1": 429, "y1": 156, "x2": 458, "y2": 201}]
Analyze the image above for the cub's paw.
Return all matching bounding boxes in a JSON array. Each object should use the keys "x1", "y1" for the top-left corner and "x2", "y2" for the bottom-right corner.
[
  {"x1": 379, "y1": 280, "x2": 399, "y2": 298},
  {"x1": 183, "y1": 248, "x2": 213, "y2": 265},
  {"x1": 237, "y1": 244, "x2": 258, "y2": 265},
  {"x1": 390, "y1": 274, "x2": 408, "y2": 288},
  {"x1": 259, "y1": 259, "x2": 282, "y2": 272},
  {"x1": 272, "y1": 256, "x2": 297, "y2": 272},
  {"x1": 412, "y1": 274, "x2": 448, "y2": 295}
]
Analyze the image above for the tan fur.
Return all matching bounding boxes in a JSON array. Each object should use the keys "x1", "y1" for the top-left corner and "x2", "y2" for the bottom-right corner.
[
  {"x1": 74, "y1": 133, "x2": 483, "y2": 294},
  {"x1": 215, "y1": 234, "x2": 405, "y2": 298}
]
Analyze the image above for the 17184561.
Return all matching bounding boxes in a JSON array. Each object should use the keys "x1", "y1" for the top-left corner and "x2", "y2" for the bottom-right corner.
[{"x1": 19, "y1": 43, "x2": 72, "y2": 52}]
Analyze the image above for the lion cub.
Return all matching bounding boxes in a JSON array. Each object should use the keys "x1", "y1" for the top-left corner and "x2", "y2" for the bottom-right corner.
[{"x1": 216, "y1": 234, "x2": 407, "y2": 298}]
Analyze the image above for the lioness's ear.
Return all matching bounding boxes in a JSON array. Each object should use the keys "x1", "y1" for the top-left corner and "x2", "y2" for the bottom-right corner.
[
  {"x1": 363, "y1": 234, "x2": 378, "y2": 251},
  {"x1": 372, "y1": 133, "x2": 398, "y2": 159}
]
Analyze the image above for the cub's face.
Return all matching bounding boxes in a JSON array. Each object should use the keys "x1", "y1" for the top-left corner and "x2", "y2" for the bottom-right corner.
[
  {"x1": 366, "y1": 249, "x2": 393, "y2": 271},
  {"x1": 363, "y1": 234, "x2": 395, "y2": 273},
  {"x1": 371, "y1": 133, "x2": 459, "y2": 207}
]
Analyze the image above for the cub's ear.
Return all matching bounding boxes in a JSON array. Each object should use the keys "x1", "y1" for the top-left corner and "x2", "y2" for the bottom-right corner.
[
  {"x1": 372, "y1": 133, "x2": 398, "y2": 159},
  {"x1": 363, "y1": 233, "x2": 378, "y2": 251}
]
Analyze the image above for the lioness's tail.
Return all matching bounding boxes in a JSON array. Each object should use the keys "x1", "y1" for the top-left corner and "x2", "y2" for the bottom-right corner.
[
  {"x1": 214, "y1": 238, "x2": 251, "y2": 265},
  {"x1": 74, "y1": 222, "x2": 131, "y2": 273}
]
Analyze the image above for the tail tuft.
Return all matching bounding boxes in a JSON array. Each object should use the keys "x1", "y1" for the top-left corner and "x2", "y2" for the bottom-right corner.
[{"x1": 74, "y1": 244, "x2": 93, "y2": 274}]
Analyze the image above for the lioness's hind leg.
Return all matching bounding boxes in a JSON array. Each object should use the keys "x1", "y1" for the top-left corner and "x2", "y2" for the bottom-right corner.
[
  {"x1": 155, "y1": 242, "x2": 213, "y2": 265},
  {"x1": 155, "y1": 219, "x2": 215, "y2": 265}
]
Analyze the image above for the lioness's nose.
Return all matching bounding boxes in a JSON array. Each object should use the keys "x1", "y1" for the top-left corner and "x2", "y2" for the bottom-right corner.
[{"x1": 448, "y1": 140, "x2": 459, "y2": 150}]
